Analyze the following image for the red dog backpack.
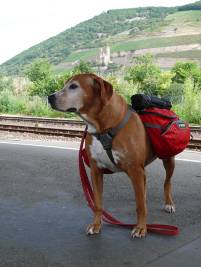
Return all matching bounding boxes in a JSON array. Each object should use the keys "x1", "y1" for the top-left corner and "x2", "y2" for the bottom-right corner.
[{"x1": 139, "y1": 108, "x2": 190, "y2": 159}]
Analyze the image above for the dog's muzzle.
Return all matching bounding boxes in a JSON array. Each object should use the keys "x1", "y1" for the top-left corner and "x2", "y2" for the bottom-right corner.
[{"x1": 48, "y1": 94, "x2": 77, "y2": 112}]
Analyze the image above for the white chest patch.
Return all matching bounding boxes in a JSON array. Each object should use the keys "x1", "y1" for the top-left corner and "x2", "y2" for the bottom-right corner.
[
  {"x1": 89, "y1": 136, "x2": 124, "y2": 172},
  {"x1": 81, "y1": 114, "x2": 96, "y2": 134}
]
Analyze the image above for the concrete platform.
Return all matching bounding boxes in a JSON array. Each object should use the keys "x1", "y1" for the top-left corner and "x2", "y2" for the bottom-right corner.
[{"x1": 0, "y1": 140, "x2": 201, "y2": 267}]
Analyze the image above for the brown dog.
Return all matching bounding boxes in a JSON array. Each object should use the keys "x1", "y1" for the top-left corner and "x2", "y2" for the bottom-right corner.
[{"x1": 48, "y1": 73, "x2": 175, "y2": 238}]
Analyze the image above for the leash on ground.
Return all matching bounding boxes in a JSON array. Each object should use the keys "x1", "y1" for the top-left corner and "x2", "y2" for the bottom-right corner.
[{"x1": 78, "y1": 129, "x2": 179, "y2": 236}]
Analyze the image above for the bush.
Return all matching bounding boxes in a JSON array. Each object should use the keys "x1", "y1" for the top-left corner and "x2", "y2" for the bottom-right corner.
[
  {"x1": 125, "y1": 54, "x2": 172, "y2": 96},
  {"x1": 2, "y1": 57, "x2": 201, "y2": 125},
  {"x1": 105, "y1": 75, "x2": 137, "y2": 103},
  {"x1": 0, "y1": 89, "x2": 27, "y2": 114},
  {"x1": 171, "y1": 61, "x2": 201, "y2": 88},
  {"x1": 71, "y1": 60, "x2": 93, "y2": 75},
  {"x1": 0, "y1": 75, "x2": 14, "y2": 92},
  {"x1": 27, "y1": 77, "x2": 64, "y2": 97},
  {"x1": 25, "y1": 59, "x2": 52, "y2": 83},
  {"x1": 26, "y1": 59, "x2": 95, "y2": 97},
  {"x1": 0, "y1": 89, "x2": 75, "y2": 118},
  {"x1": 166, "y1": 82, "x2": 184, "y2": 104},
  {"x1": 173, "y1": 79, "x2": 201, "y2": 124}
]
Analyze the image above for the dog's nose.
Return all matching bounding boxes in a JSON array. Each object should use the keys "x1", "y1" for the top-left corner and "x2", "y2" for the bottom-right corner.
[{"x1": 48, "y1": 94, "x2": 56, "y2": 109}]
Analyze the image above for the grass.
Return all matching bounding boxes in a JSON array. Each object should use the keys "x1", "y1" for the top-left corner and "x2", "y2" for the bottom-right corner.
[
  {"x1": 0, "y1": 90, "x2": 77, "y2": 118},
  {"x1": 156, "y1": 49, "x2": 201, "y2": 59},
  {"x1": 64, "y1": 33, "x2": 201, "y2": 62},
  {"x1": 165, "y1": 10, "x2": 201, "y2": 27},
  {"x1": 59, "y1": 36, "x2": 201, "y2": 69},
  {"x1": 65, "y1": 49, "x2": 98, "y2": 62},
  {"x1": 111, "y1": 34, "x2": 201, "y2": 53},
  {"x1": 54, "y1": 48, "x2": 98, "y2": 73},
  {"x1": 109, "y1": 11, "x2": 201, "y2": 53}
]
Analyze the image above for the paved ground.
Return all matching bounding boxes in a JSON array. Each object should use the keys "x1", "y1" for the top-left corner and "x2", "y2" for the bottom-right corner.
[{"x1": 0, "y1": 139, "x2": 201, "y2": 267}]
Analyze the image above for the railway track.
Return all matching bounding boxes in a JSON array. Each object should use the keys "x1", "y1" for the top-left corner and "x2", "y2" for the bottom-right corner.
[
  {"x1": 0, "y1": 115, "x2": 85, "y2": 138},
  {"x1": 0, "y1": 115, "x2": 201, "y2": 150},
  {"x1": 0, "y1": 115, "x2": 84, "y2": 127},
  {"x1": 189, "y1": 126, "x2": 201, "y2": 132},
  {"x1": 0, "y1": 124, "x2": 84, "y2": 138},
  {"x1": 187, "y1": 139, "x2": 201, "y2": 150}
]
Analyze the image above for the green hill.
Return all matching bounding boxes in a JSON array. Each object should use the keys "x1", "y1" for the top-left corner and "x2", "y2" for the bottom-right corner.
[
  {"x1": 1, "y1": 1, "x2": 201, "y2": 75},
  {"x1": 178, "y1": 0, "x2": 201, "y2": 11},
  {"x1": 0, "y1": 6, "x2": 175, "y2": 75}
]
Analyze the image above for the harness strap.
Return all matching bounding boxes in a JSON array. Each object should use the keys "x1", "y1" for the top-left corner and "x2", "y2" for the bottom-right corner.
[
  {"x1": 106, "y1": 148, "x2": 116, "y2": 166},
  {"x1": 93, "y1": 106, "x2": 134, "y2": 166},
  {"x1": 107, "y1": 106, "x2": 134, "y2": 137}
]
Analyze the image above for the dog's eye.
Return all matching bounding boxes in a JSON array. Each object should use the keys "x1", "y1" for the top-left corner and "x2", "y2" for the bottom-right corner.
[{"x1": 69, "y1": 83, "x2": 78, "y2": 90}]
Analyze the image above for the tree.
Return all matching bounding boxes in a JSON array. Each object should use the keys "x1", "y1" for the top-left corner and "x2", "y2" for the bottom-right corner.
[
  {"x1": 125, "y1": 54, "x2": 174, "y2": 96},
  {"x1": 25, "y1": 59, "x2": 53, "y2": 83},
  {"x1": 171, "y1": 61, "x2": 201, "y2": 86},
  {"x1": 25, "y1": 59, "x2": 95, "y2": 96},
  {"x1": 25, "y1": 59, "x2": 69, "y2": 96},
  {"x1": 72, "y1": 60, "x2": 93, "y2": 75},
  {"x1": 156, "y1": 71, "x2": 173, "y2": 96},
  {"x1": 125, "y1": 54, "x2": 162, "y2": 95}
]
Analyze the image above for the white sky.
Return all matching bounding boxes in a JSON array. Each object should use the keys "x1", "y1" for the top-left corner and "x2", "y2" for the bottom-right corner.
[{"x1": 0, "y1": 0, "x2": 196, "y2": 64}]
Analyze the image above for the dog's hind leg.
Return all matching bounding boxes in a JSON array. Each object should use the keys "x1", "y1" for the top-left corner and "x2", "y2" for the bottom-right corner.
[{"x1": 162, "y1": 157, "x2": 175, "y2": 213}]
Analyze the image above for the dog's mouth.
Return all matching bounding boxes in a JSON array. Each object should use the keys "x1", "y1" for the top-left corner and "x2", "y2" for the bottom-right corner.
[{"x1": 66, "y1": 107, "x2": 77, "y2": 112}]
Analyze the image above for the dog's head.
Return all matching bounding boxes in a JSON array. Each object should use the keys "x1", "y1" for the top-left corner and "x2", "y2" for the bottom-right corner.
[{"x1": 48, "y1": 73, "x2": 113, "y2": 115}]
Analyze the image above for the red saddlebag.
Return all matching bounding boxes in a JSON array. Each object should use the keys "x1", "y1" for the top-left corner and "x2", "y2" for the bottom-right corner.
[{"x1": 139, "y1": 108, "x2": 190, "y2": 159}]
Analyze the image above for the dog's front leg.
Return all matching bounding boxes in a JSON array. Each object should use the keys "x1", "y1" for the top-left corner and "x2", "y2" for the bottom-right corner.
[
  {"x1": 86, "y1": 163, "x2": 103, "y2": 235},
  {"x1": 128, "y1": 166, "x2": 147, "y2": 238}
]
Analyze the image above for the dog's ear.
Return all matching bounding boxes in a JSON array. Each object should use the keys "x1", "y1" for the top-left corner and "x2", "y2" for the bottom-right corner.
[
  {"x1": 103, "y1": 79, "x2": 113, "y2": 100},
  {"x1": 93, "y1": 77, "x2": 113, "y2": 103}
]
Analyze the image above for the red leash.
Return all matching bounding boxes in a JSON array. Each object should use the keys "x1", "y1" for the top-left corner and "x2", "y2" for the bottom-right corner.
[{"x1": 78, "y1": 129, "x2": 179, "y2": 236}]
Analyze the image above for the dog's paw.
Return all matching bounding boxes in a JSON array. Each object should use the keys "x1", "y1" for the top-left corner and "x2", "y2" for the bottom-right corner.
[
  {"x1": 131, "y1": 225, "x2": 147, "y2": 238},
  {"x1": 86, "y1": 223, "x2": 101, "y2": 235},
  {"x1": 164, "y1": 204, "x2": 176, "y2": 213}
]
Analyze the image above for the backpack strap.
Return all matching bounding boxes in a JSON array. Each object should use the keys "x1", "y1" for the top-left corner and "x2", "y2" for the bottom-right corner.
[
  {"x1": 139, "y1": 110, "x2": 177, "y2": 119},
  {"x1": 143, "y1": 123, "x2": 162, "y2": 129}
]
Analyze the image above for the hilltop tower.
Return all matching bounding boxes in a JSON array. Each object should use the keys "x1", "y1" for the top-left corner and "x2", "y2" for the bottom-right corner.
[{"x1": 98, "y1": 46, "x2": 111, "y2": 67}]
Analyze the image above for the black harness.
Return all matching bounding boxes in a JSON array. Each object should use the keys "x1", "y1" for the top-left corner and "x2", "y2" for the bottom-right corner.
[{"x1": 92, "y1": 106, "x2": 134, "y2": 166}]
